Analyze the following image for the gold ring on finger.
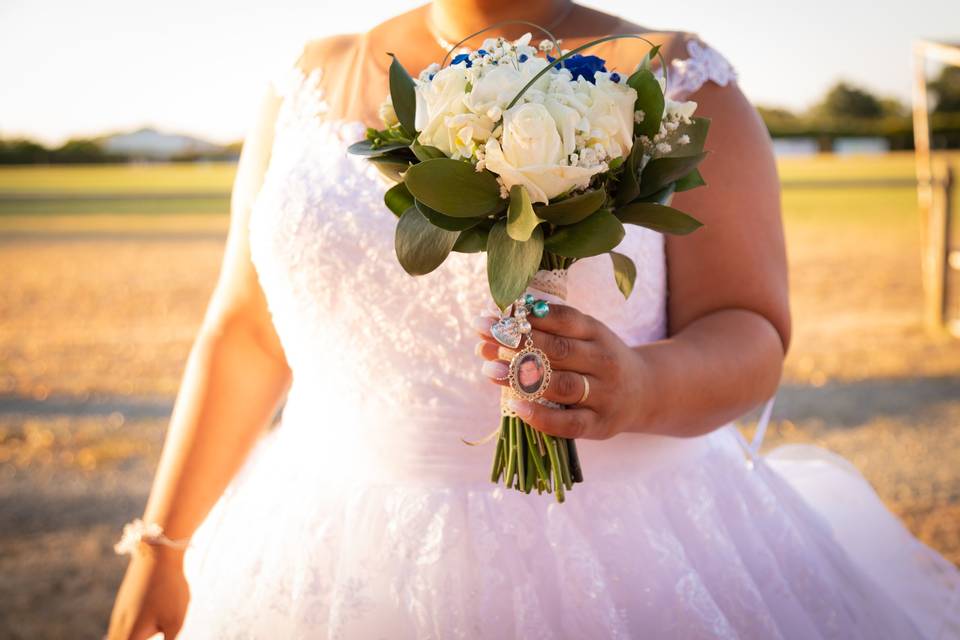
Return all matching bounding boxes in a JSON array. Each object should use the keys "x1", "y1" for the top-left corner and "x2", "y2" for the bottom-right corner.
[{"x1": 575, "y1": 374, "x2": 590, "y2": 405}]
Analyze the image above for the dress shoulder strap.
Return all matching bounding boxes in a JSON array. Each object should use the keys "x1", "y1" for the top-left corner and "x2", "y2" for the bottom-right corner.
[{"x1": 656, "y1": 35, "x2": 739, "y2": 100}]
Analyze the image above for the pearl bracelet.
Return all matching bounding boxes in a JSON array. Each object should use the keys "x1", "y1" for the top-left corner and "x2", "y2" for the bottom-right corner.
[{"x1": 114, "y1": 518, "x2": 191, "y2": 556}]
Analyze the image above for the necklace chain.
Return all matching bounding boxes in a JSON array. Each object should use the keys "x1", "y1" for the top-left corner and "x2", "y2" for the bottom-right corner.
[{"x1": 426, "y1": 3, "x2": 575, "y2": 54}]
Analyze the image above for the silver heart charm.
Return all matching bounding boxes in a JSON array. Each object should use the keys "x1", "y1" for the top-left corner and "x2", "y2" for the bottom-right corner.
[{"x1": 490, "y1": 316, "x2": 522, "y2": 349}]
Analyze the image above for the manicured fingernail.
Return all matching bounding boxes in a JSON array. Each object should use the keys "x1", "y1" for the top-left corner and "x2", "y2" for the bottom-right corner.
[
  {"x1": 474, "y1": 340, "x2": 487, "y2": 356},
  {"x1": 508, "y1": 398, "x2": 533, "y2": 419},
  {"x1": 481, "y1": 360, "x2": 509, "y2": 379},
  {"x1": 472, "y1": 315, "x2": 495, "y2": 334}
]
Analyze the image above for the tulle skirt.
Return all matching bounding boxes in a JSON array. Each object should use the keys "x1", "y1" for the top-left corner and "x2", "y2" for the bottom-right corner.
[{"x1": 176, "y1": 404, "x2": 960, "y2": 639}]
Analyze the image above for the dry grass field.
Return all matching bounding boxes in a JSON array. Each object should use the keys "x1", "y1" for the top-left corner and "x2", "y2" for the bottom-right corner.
[{"x1": 1, "y1": 152, "x2": 959, "y2": 638}]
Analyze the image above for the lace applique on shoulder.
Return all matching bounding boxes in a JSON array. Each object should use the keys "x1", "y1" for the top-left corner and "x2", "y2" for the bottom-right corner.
[
  {"x1": 270, "y1": 64, "x2": 332, "y2": 133},
  {"x1": 659, "y1": 38, "x2": 739, "y2": 100}
]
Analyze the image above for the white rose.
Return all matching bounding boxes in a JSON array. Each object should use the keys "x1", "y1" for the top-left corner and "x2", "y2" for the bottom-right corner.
[
  {"x1": 444, "y1": 112, "x2": 496, "y2": 159},
  {"x1": 414, "y1": 65, "x2": 470, "y2": 155},
  {"x1": 542, "y1": 95, "x2": 580, "y2": 158},
  {"x1": 482, "y1": 102, "x2": 605, "y2": 204},
  {"x1": 580, "y1": 73, "x2": 637, "y2": 160},
  {"x1": 463, "y1": 56, "x2": 552, "y2": 120}
]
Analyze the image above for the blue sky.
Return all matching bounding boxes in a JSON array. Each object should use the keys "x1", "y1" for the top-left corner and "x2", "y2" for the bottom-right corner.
[{"x1": 1, "y1": 0, "x2": 957, "y2": 145}]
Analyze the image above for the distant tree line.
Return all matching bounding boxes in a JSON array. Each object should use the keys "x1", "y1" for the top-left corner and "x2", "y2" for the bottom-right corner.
[
  {"x1": 760, "y1": 65, "x2": 960, "y2": 151},
  {"x1": 1, "y1": 67, "x2": 958, "y2": 163},
  {"x1": 0, "y1": 138, "x2": 242, "y2": 165},
  {"x1": 0, "y1": 138, "x2": 126, "y2": 164}
]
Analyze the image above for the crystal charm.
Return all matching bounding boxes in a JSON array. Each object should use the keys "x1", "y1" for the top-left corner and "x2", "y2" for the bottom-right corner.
[{"x1": 490, "y1": 316, "x2": 522, "y2": 349}]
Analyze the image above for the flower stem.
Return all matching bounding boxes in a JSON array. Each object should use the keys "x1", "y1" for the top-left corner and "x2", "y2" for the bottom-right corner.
[
  {"x1": 558, "y1": 436, "x2": 573, "y2": 490},
  {"x1": 544, "y1": 433, "x2": 565, "y2": 503},
  {"x1": 515, "y1": 416, "x2": 526, "y2": 491},
  {"x1": 523, "y1": 431, "x2": 536, "y2": 493},
  {"x1": 505, "y1": 416, "x2": 517, "y2": 488},
  {"x1": 524, "y1": 421, "x2": 550, "y2": 485},
  {"x1": 566, "y1": 438, "x2": 584, "y2": 483},
  {"x1": 491, "y1": 416, "x2": 507, "y2": 483}
]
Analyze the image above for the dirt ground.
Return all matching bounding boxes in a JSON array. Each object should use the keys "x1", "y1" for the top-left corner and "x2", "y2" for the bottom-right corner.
[{"x1": 2, "y1": 170, "x2": 960, "y2": 637}]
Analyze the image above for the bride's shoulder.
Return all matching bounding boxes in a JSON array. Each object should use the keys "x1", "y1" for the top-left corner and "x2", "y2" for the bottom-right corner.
[
  {"x1": 604, "y1": 26, "x2": 739, "y2": 97},
  {"x1": 266, "y1": 32, "x2": 361, "y2": 106},
  {"x1": 294, "y1": 33, "x2": 360, "y2": 75}
]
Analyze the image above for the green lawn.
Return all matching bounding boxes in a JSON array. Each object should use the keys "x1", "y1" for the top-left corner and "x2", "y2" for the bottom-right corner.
[
  {"x1": 0, "y1": 151, "x2": 956, "y2": 234},
  {"x1": 0, "y1": 162, "x2": 236, "y2": 195}
]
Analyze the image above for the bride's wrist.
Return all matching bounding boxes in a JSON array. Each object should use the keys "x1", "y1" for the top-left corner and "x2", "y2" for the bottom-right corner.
[
  {"x1": 624, "y1": 345, "x2": 660, "y2": 434},
  {"x1": 114, "y1": 517, "x2": 192, "y2": 564}
]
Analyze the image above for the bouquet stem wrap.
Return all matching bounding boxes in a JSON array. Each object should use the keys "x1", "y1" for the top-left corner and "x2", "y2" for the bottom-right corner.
[{"x1": 491, "y1": 268, "x2": 584, "y2": 502}]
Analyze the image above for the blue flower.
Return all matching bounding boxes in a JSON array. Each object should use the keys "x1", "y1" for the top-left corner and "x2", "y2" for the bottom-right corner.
[
  {"x1": 546, "y1": 53, "x2": 607, "y2": 83},
  {"x1": 610, "y1": 72, "x2": 621, "y2": 83},
  {"x1": 518, "y1": 53, "x2": 528, "y2": 62},
  {"x1": 451, "y1": 53, "x2": 473, "y2": 68}
]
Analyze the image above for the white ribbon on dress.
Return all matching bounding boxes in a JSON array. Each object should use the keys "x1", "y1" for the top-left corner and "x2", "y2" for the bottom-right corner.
[{"x1": 732, "y1": 395, "x2": 777, "y2": 468}]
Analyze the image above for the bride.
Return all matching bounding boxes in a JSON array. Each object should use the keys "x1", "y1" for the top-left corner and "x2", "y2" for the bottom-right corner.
[{"x1": 106, "y1": 1, "x2": 960, "y2": 638}]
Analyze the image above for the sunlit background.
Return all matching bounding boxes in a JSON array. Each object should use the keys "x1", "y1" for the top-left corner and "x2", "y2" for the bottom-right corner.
[{"x1": 1, "y1": 1, "x2": 959, "y2": 637}]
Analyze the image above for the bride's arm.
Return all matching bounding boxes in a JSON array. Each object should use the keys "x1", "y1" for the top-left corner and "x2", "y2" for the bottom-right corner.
[
  {"x1": 108, "y1": 75, "x2": 292, "y2": 638},
  {"x1": 138, "y1": 83, "x2": 291, "y2": 545},
  {"x1": 647, "y1": 75, "x2": 790, "y2": 437}
]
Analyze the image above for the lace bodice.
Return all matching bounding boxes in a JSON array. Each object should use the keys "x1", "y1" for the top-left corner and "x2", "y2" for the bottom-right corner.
[{"x1": 247, "y1": 35, "x2": 741, "y2": 484}]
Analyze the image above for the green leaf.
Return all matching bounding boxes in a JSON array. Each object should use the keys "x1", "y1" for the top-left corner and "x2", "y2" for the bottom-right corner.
[
  {"x1": 452, "y1": 224, "x2": 490, "y2": 253},
  {"x1": 634, "y1": 183, "x2": 676, "y2": 205},
  {"x1": 411, "y1": 138, "x2": 446, "y2": 162},
  {"x1": 384, "y1": 182, "x2": 414, "y2": 217},
  {"x1": 544, "y1": 209, "x2": 625, "y2": 258},
  {"x1": 637, "y1": 151, "x2": 708, "y2": 198},
  {"x1": 395, "y1": 205, "x2": 459, "y2": 275},
  {"x1": 674, "y1": 168, "x2": 706, "y2": 191},
  {"x1": 403, "y1": 158, "x2": 503, "y2": 217},
  {"x1": 415, "y1": 199, "x2": 483, "y2": 231},
  {"x1": 487, "y1": 221, "x2": 543, "y2": 312},
  {"x1": 666, "y1": 116, "x2": 711, "y2": 156},
  {"x1": 609, "y1": 251, "x2": 637, "y2": 299},
  {"x1": 615, "y1": 201, "x2": 704, "y2": 235},
  {"x1": 636, "y1": 44, "x2": 662, "y2": 72},
  {"x1": 506, "y1": 184, "x2": 543, "y2": 241},
  {"x1": 533, "y1": 188, "x2": 606, "y2": 225},
  {"x1": 346, "y1": 139, "x2": 411, "y2": 157},
  {"x1": 387, "y1": 53, "x2": 417, "y2": 137},
  {"x1": 627, "y1": 69, "x2": 664, "y2": 139},
  {"x1": 614, "y1": 143, "x2": 644, "y2": 206},
  {"x1": 369, "y1": 155, "x2": 411, "y2": 183}
]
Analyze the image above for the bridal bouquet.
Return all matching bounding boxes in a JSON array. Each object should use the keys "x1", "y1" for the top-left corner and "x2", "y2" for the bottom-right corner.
[{"x1": 348, "y1": 25, "x2": 710, "y2": 502}]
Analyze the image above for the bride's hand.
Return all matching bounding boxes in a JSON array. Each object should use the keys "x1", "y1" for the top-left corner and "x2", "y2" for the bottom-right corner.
[
  {"x1": 106, "y1": 547, "x2": 190, "y2": 639},
  {"x1": 473, "y1": 303, "x2": 652, "y2": 440}
]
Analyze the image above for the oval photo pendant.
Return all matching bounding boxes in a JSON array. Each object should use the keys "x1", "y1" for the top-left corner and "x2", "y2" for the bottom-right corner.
[{"x1": 508, "y1": 346, "x2": 552, "y2": 400}]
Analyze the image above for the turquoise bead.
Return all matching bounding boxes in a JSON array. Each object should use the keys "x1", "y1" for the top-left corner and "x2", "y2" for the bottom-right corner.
[
  {"x1": 524, "y1": 293, "x2": 535, "y2": 305},
  {"x1": 532, "y1": 300, "x2": 550, "y2": 318}
]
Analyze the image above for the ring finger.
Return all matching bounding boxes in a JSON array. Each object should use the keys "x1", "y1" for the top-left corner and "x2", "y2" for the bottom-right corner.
[
  {"x1": 479, "y1": 359, "x2": 598, "y2": 409},
  {"x1": 540, "y1": 369, "x2": 598, "y2": 408}
]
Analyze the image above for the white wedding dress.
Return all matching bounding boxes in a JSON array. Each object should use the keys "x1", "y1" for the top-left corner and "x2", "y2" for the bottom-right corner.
[{"x1": 175, "y1": 36, "x2": 960, "y2": 639}]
